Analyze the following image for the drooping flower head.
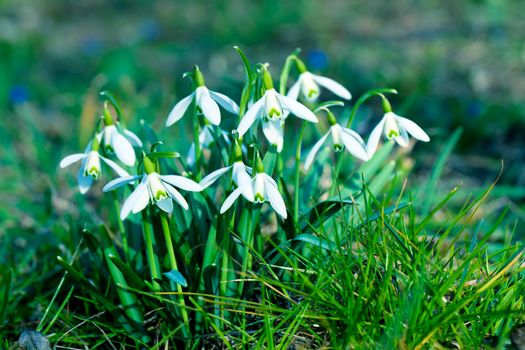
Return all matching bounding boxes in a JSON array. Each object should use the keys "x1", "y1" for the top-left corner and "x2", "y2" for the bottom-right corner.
[
  {"x1": 305, "y1": 108, "x2": 369, "y2": 170},
  {"x1": 219, "y1": 149, "x2": 287, "y2": 219},
  {"x1": 59, "y1": 136, "x2": 129, "y2": 194},
  {"x1": 103, "y1": 154, "x2": 202, "y2": 220},
  {"x1": 165, "y1": 66, "x2": 239, "y2": 127},
  {"x1": 367, "y1": 96, "x2": 430, "y2": 158},
  {"x1": 97, "y1": 105, "x2": 142, "y2": 166},
  {"x1": 199, "y1": 138, "x2": 252, "y2": 201},
  {"x1": 287, "y1": 57, "x2": 352, "y2": 103},
  {"x1": 236, "y1": 67, "x2": 318, "y2": 151}
]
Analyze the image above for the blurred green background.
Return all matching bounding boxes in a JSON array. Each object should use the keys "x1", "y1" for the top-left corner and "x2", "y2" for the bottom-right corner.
[{"x1": 1, "y1": 0, "x2": 524, "y2": 273}]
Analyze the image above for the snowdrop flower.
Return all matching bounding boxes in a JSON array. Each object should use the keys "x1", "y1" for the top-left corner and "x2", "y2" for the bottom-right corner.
[
  {"x1": 236, "y1": 68, "x2": 318, "y2": 142},
  {"x1": 287, "y1": 58, "x2": 351, "y2": 103},
  {"x1": 305, "y1": 109, "x2": 369, "y2": 170},
  {"x1": 97, "y1": 107, "x2": 142, "y2": 166},
  {"x1": 219, "y1": 151, "x2": 287, "y2": 219},
  {"x1": 60, "y1": 137, "x2": 129, "y2": 194},
  {"x1": 199, "y1": 140, "x2": 252, "y2": 199},
  {"x1": 166, "y1": 66, "x2": 239, "y2": 127},
  {"x1": 103, "y1": 155, "x2": 202, "y2": 220},
  {"x1": 367, "y1": 97, "x2": 430, "y2": 157},
  {"x1": 187, "y1": 123, "x2": 231, "y2": 166}
]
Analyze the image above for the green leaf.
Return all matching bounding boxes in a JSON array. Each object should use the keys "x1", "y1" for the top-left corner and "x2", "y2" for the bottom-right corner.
[
  {"x1": 302, "y1": 199, "x2": 355, "y2": 232},
  {"x1": 421, "y1": 127, "x2": 462, "y2": 215},
  {"x1": 295, "y1": 234, "x2": 338, "y2": 251},
  {"x1": 233, "y1": 46, "x2": 252, "y2": 81},
  {"x1": 0, "y1": 268, "x2": 12, "y2": 324},
  {"x1": 163, "y1": 270, "x2": 188, "y2": 288},
  {"x1": 147, "y1": 151, "x2": 181, "y2": 159}
]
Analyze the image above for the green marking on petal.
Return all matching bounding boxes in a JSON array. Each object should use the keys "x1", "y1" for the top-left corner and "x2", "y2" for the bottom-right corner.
[
  {"x1": 85, "y1": 167, "x2": 100, "y2": 180},
  {"x1": 388, "y1": 130, "x2": 399, "y2": 139},
  {"x1": 155, "y1": 190, "x2": 168, "y2": 201},
  {"x1": 255, "y1": 193, "x2": 265, "y2": 203},
  {"x1": 333, "y1": 144, "x2": 344, "y2": 152},
  {"x1": 308, "y1": 89, "x2": 317, "y2": 98},
  {"x1": 268, "y1": 108, "x2": 281, "y2": 119}
]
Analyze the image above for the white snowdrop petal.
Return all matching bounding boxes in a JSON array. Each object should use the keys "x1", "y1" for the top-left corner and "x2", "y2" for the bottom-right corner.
[
  {"x1": 160, "y1": 175, "x2": 202, "y2": 192},
  {"x1": 163, "y1": 182, "x2": 189, "y2": 210},
  {"x1": 156, "y1": 197, "x2": 174, "y2": 213},
  {"x1": 131, "y1": 184, "x2": 151, "y2": 214},
  {"x1": 120, "y1": 177, "x2": 148, "y2": 220},
  {"x1": 166, "y1": 93, "x2": 194, "y2": 126},
  {"x1": 311, "y1": 74, "x2": 352, "y2": 100},
  {"x1": 111, "y1": 131, "x2": 136, "y2": 166},
  {"x1": 366, "y1": 118, "x2": 385, "y2": 158},
  {"x1": 77, "y1": 168, "x2": 93, "y2": 194},
  {"x1": 232, "y1": 163, "x2": 254, "y2": 201},
  {"x1": 340, "y1": 128, "x2": 369, "y2": 161},
  {"x1": 103, "y1": 175, "x2": 140, "y2": 192},
  {"x1": 263, "y1": 175, "x2": 287, "y2": 219},
  {"x1": 123, "y1": 129, "x2": 143, "y2": 147},
  {"x1": 236, "y1": 97, "x2": 264, "y2": 136},
  {"x1": 304, "y1": 131, "x2": 330, "y2": 170},
  {"x1": 209, "y1": 90, "x2": 240, "y2": 114},
  {"x1": 198, "y1": 87, "x2": 221, "y2": 125},
  {"x1": 395, "y1": 127, "x2": 410, "y2": 147},
  {"x1": 395, "y1": 116, "x2": 430, "y2": 142},
  {"x1": 186, "y1": 143, "x2": 196, "y2": 166},
  {"x1": 220, "y1": 186, "x2": 245, "y2": 214},
  {"x1": 100, "y1": 156, "x2": 130, "y2": 177},
  {"x1": 262, "y1": 119, "x2": 284, "y2": 153},
  {"x1": 199, "y1": 166, "x2": 232, "y2": 189},
  {"x1": 60, "y1": 153, "x2": 86, "y2": 168},
  {"x1": 286, "y1": 80, "x2": 301, "y2": 101},
  {"x1": 277, "y1": 94, "x2": 318, "y2": 123}
]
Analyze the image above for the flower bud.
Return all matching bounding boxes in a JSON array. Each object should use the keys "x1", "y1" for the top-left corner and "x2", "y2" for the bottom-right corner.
[
  {"x1": 381, "y1": 96, "x2": 392, "y2": 113},
  {"x1": 262, "y1": 69, "x2": 274, "y2": 90},
  {"x1": 193, "y1": 66, "x2": 205, "y2": 87},
  {"x1": 295, "y1": 57, "x2": 307, "y2": 74},
  {"x1": 143, "y1": 154, "x2": 157, "y2": 174},
  {"x1": 233, "y1": 138, "x2": 243, "y2": 162},
  {"x1": 103, "y1": 102, "x2": 114, "y2": 126},
  {"x1": 254, "y1": 150, "x2": 264, "y2": 174},
  {"x1": 326, "y1": 109, "x2": 338, "y2": 126}
]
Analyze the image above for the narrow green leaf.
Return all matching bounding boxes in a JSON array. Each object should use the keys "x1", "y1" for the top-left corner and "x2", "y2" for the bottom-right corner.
[
  {"x1": 294, "y1": 234, "x2": 338, "y2": 251},
  {"x1": 147, "y1": 151, "x2": 181, "y2": 159},
  {"x1": 421, "y1": 127, "x2": 462, "y2": 215},
  {"x1": 0, "y1": 268, "x2": 12, "y2": 324}
]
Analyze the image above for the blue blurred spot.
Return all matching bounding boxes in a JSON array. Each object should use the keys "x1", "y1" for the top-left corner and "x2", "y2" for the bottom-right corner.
[
  {"x1": 81, "y1": 37, "x2": 103, "y2": 56},
  {"x1": 307, "y1": 49, "x2": 328, "y2": 71},
  {"x1": 467, "y1": 101, "x2": 482, "y2": 119},
  {"x1": 140, "y1": 20, "x2": 160, "y2": 42},
  {"x1": 9, "y1": 85, "x2": 28, "y2": 104}
]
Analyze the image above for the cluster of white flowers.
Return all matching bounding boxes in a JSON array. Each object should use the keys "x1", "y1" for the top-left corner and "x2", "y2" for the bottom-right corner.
[{"x1": 60, "y1": 54, "x2": 429, "y2": 221}]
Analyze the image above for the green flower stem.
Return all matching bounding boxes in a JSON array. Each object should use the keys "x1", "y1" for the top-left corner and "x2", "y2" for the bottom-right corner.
[
  {"x1": 141, "y1": 210, "x2": 161, "y2": 291},
  {"x1": 345, "y1": 88, "x2": 397, "y2": 129},
  {"x1": 160, "y1": 214, "x2": 190, "y2": 335},
  {"x1": 293, "y1": 122, "x2": 307, "y2": 232},
  {"x1": 236, "y1": 205, "x2": 253, "y2": 298},
  {"x1": 192, "y1": 103, "x2": 202, "y2": 179},
  {"x1": 111, "y1": 191, "x2": 130, "y2": 261}
]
